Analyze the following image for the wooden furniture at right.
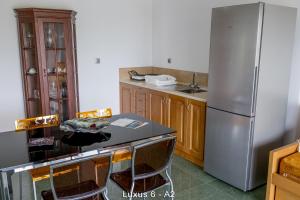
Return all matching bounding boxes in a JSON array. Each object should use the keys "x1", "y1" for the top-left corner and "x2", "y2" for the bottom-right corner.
[
  {"x1": 266, "y1": 142, "x2": 300, "y2": 200},
  {"x1": 119, "y1": 82, "x2": 206, "y2": 166}
]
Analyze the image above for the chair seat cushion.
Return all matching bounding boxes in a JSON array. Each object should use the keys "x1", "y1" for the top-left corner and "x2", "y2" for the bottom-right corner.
[
  {"x1": 110, "y1": 163, "x2": 167, "y2": 193},
  {"x1": 280, "y1": 152, "x2": 300, "y2": 183},
  {"x1": 41, "y1": 180, "x2": 103, "y2": 200}
]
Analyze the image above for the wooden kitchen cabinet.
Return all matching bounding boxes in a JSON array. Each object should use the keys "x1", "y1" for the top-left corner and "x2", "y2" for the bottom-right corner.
[
  {"x1": 120, "y1": 83, "x2": 148, "y2": 118},
  {"x1": 185, "y1": 99, "x2": 206, "y2": 165},
  {"x1": 132, "y1": 87, "x2": 148, "y2": 118},
  {"x1": 120, "y1": 83, "x2": 133, "y2": 114},
  {"x1": 167, "y1": 94, "x2": 187, "y2": 153},
  {"x1": 148, "y1": 90, "x2": 169, "y2": 126},
  {"x1": 167, "y1": 95, "x2": 206, "y2": 166},
  {"x1": 119, "y1": 82, "x2": 206, "y2": 166}
]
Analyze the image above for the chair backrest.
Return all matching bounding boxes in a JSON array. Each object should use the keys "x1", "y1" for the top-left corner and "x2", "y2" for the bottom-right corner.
[
  {"x1": 49, "y1": 152, "x2": 112, "y2": 200},
  {"x1": 76, "y1": 108, "x2": 112, "y2": 119},
  {"x1": 131, "y1": 135, "x2": 176, "y2": 180},
  {"x1": 15, "y1": 114, "x2": 59, "y2": 131}
]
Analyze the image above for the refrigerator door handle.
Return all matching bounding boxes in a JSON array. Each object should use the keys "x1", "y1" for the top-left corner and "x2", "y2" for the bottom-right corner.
[
  {"x1": 245, "y1": 118, "x2": 255, "y2": 189},
  {"x1": 251, "y1": 66, "x2": 259, "y2": 115}
]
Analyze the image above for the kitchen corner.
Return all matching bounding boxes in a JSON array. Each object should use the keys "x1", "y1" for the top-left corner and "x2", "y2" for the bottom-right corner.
[
  {"x1": 119, "y1": 66, "x2": 208, "y2": 166},
  {"x1": 119, "y1": 66, "x2": 208, "y2": 102}
]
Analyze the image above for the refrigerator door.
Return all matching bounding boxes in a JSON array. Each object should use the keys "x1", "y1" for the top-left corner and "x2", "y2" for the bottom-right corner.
[
  {"x1": 204, "y1": 107, "x2": 254, "y2": 191},
  {"x1": 208, "y1": 3, "x2": 263, "y2": 116}
]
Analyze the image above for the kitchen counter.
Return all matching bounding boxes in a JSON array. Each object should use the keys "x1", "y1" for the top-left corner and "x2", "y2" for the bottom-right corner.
[{"x1": 120, "y1": 79, "x2": 207, "y2": 102}]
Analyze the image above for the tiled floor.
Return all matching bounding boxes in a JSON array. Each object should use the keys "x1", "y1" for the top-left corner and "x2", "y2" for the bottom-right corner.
[
  {"x1": 14, "y1": 155, "x2": 265, "y2": 199},
  {"x1": 168, "y1": 156, "x2": 266, "y2": 200}
]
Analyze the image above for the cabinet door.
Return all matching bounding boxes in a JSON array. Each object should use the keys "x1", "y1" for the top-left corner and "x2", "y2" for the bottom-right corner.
[
  {"x1": 37, "y1": 18, "x2": 77, "y2": 121},
  {"x1": 133, "y1": 87, "x2": 148, "y2": 118},
  {"x1": 120, "y1": 83, "x2": 133, "y2": 114},
  {"x1": 186, "y1": 99, "x2": 206, "y2": 163},
  {"x1": 148, "y1": 90, "x2": 168, "y2": 125},
  {"x1": 18, "y1": 21, "x2": 43, "y2": 117},
  {"x1": 168, "y1": 95, "x2": 187, "y2": 152}
]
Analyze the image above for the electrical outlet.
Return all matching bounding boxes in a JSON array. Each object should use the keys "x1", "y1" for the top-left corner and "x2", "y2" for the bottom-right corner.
[
  {"x1": 96, "y1": 58, "x2": 101, "y2": 64},
  {"x1": 167, "y1": 58, "x2": 172, "y2": 64}
]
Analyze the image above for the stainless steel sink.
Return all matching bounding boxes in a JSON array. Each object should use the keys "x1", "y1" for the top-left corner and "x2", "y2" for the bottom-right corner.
[
  {"x1": 158, "y1": 84, "x2": 207, "y2": 94},
  {"x1": 177, "y1": 88, "x2": 207, "y2": 94}
]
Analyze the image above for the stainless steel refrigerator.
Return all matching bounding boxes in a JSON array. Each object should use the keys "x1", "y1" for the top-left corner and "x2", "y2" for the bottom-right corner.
[{"x1": 204, "y1": 2, "x2": 297, "y2": 191}]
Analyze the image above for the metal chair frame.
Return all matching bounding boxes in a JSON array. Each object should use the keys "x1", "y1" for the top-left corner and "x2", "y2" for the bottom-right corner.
[
  {"x1": 128, "y1": 135, "x2": 176, "y2": 200},
  {"x1": 49, "y1": 151, "x2": 113, "y2": 200}
]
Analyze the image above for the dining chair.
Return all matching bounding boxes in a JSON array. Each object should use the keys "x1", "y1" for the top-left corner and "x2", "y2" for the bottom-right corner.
[
  {"x1": 110, "y1": 135, "x2": 176, "y2": 200},
  {"x1": 76, "y1": 108, "x2": 112, "y2": 119},
  {"x1": 15, "y1": 114, "x2": 59, "y2": 131},
  {"x1": 41, "y1": 152, "x2": 112, "y2": 200},
  {"x1": 15, "y1": 114, "x2": 62, "y2": 200},
  {"x1": 77, "y1": 108, "x2": 132, "y2": 182}
]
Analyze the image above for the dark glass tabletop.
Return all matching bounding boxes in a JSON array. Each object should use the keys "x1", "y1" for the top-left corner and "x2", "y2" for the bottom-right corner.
[{"x1": 0, "y1": 113, "x2": 174, "y2": 172}]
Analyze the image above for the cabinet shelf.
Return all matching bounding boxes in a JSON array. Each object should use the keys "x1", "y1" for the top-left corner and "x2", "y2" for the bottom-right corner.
[
  {"x1": 47, "y1": 72, "x2": 67, "y2": 76},
  {"x1": 49, "y1": 97, "x2": 68, "y2": 101},
  {"x1": 23, "y1": 47, "x2": 36, "y2": 50},
  {"x1": 45, "y1": 47, "x2": 66, "y2": 51},
  {"x1": 26, "y1": 72, "x2": 38, "y2": 76},
  {"x1": 27, "y1": 97, "x2": 41, "y2": 102}
]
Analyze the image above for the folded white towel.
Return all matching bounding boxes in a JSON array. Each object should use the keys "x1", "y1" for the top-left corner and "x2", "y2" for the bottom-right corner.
[{"x1": 145, "y1": 75, "x2": 177, "y2": 86}]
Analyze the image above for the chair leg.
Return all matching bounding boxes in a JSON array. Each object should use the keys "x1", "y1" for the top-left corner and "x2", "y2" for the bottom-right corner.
[
  {"x1": 129, "y1": 182, "x2": 135, "y2": 200},
  {"x1": 166, "y1": 169, "x2": 174, "y2": 200},
  {"x1": 95, "y1": 166, "x2": 98, "y2": 185},
  {"x1": 32, "y1": 181, "x2": 37, "y2": 200},
  {"x1": 103, "y1": 189, "x2": 109, "y2": 200},
  {"x1": 19, "y1": 173, "x2": 22, "y2": 200}
]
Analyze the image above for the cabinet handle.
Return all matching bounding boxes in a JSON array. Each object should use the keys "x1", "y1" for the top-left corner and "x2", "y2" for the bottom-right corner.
[
  {"x1": 43, "y1": 68, "x2": 47, "y2": 77},
  {"x1": 164, "y1": 97, "x2": 168, "y2": 105},
  {"x1": 187, "y1": 103, "x2": 191, "y2": 111}
]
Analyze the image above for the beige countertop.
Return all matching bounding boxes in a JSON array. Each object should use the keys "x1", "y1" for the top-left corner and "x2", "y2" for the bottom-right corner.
[{"x1": 120, "y1": 79, "x2": 207, "y2": 102}]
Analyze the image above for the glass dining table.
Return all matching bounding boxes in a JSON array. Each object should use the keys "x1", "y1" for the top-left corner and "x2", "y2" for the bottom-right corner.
[{"x1": 0, "y1": 113, "x2": 175, "y2": 200}]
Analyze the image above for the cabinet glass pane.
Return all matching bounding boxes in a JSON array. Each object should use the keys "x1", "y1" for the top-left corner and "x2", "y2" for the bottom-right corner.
[
  {"x1": 59, "y1": 76, "x2": 68, "y2": 98},
  {"x1": 50, "y1": 100, "x2": 58, "y2": 115},
  {"x1": 24, "y1": 50, "x2": 36, "y2": 74},
  {"x1": 55, "y1": 23, "x2": 65, "y2": 49},
  {"x1": 43, "y1": 22, "x2": 69, "y2": 121},
  {"x1": 28, "y1": 101, "x2": 42, "y2": 117},
  {"x1": 60, "y1": 100, "x2": 69, "y2": 122},
  {"x1": 21, "y1": 22, "x2": 41, "y2": 117},
  {"x1": 27, "y1": 76, "x2": 40, "y2": 99},
  {"x1": 48, "y1": 77, "x2": 58, "y2": 99},
  {"x1": 43, "y1": 23, "x2": 65, "y2": 49},
  {"x1": 22, "y1": 23, "x2": 35, "y2": 48}
]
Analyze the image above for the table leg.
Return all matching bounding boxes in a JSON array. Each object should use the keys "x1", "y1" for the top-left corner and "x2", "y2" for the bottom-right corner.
[
  {"x1": 0, "y1": 174, "x2": 3, "y2": 200},
  {"x1": 1, "y1": 172, "x2": 10, "y2": 200}
]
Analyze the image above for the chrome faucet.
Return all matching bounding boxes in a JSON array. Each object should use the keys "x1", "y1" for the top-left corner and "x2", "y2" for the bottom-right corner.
[{"x1": 189, "y1": 72, "x2": 198, "y2": 88}]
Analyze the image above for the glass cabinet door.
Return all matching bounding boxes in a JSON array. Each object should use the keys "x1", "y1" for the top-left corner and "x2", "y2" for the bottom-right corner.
[
  {"x1": 21, "y1": 22, "x2": 42, "y2": 117},
  {"x1": 43, "y1": 22, "x2": 69, "y2": 122}
]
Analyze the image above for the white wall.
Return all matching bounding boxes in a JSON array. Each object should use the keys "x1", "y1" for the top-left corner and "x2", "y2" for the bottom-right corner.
[
  {"x1": 152, "y1": 0, "x2": 300, "y2": 142},
  {"x1": 0, "y1": 0, "x2": 153, "y2": 132}
]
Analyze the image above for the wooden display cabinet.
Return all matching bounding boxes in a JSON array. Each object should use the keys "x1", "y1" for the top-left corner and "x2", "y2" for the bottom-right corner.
[{"x1": 15, "y1": 8, "x2": 79, "y2": 121}]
